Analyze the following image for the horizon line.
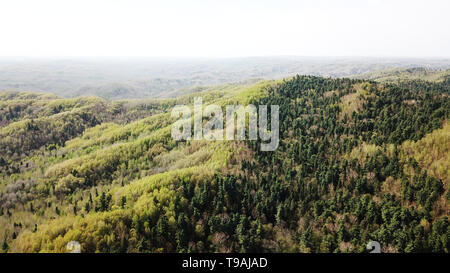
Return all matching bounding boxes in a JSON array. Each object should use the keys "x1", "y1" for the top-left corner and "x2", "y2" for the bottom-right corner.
[{"x1": 0, "y1": 55, "x2": 450, "y2": 60}]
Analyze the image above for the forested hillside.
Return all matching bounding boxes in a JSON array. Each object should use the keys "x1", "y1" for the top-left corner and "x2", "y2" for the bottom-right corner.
[{"x1": 0, "y1": 76, "x2": 448, "y2": 253}]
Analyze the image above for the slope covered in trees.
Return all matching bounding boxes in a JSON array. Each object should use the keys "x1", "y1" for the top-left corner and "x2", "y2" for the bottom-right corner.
[{"x1": 0, "y1": 76, "x2": 448, "y2": 253}]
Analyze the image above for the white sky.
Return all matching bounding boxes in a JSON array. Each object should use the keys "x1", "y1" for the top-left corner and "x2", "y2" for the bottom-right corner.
[{"x1": 0, "y1": 0, "x2": 449, "y2": 58}]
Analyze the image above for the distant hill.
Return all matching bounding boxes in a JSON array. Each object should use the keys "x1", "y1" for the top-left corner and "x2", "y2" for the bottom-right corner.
[
  {"x1": 355, "y1": 67, "x2": 450, "y2": 83},
  {"x1": 1, "y1": 57, "x2": 450, "y2": 99}
]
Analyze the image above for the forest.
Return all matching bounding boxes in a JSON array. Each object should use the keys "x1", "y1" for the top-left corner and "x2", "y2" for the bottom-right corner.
[{"x1": 0, "y1": 73, "x2": 448, "y2": 253}]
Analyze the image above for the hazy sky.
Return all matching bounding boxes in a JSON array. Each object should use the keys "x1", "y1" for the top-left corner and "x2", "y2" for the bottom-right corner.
[{"x1": 0, "y1": 0, "x2": 449, "y2": 57}]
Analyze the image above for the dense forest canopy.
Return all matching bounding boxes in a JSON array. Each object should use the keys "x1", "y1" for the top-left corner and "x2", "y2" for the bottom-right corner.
[{"x1": 0, "y1": 72, "x2": 448, "y2": 253}]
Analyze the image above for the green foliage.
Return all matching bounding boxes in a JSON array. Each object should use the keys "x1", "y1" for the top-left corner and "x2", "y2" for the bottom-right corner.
[{"x1": 1, "y1": 76, "x2": 449, "y2": 253}]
